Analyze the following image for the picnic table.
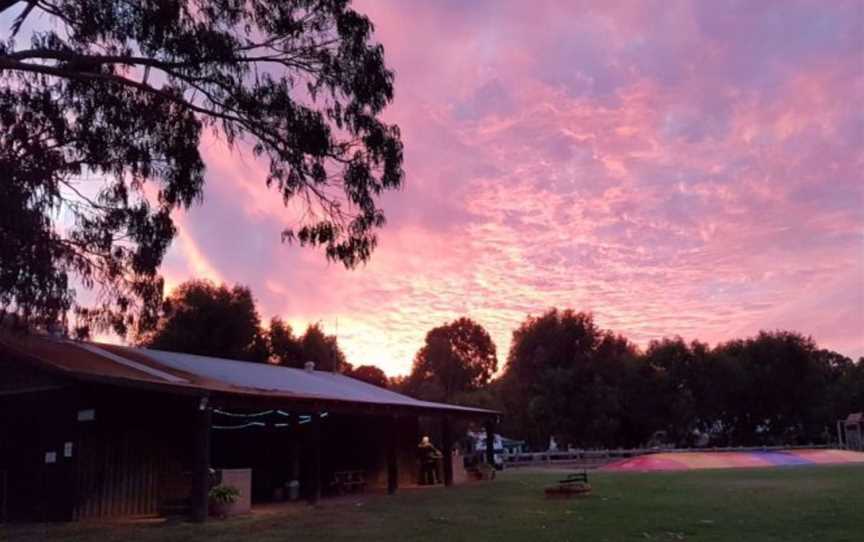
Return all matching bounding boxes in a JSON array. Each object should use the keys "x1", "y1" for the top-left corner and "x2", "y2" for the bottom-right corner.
[{"x1": 330, "y1": 470, "x2": 367, "y2": 495}]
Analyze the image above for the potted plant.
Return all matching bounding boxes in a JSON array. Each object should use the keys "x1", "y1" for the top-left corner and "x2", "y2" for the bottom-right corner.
[{"x1": 208, "y1": 485, "x2": 240, "y2": 518}]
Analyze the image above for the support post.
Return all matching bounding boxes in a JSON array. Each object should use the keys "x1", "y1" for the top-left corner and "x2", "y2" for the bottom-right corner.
[
  {"x1": 190, "y1": 396, "x2": 212, "y2": 523},
  {"x1": 66, "y1": 387, "x2": 82, "y2": 521},
  {"x1": 441, "y1": 416, "x2": 453, "y2": 487},
  {"x1": 837, "y1": 420, "x2": 845, "y2": 449},
  {"x1": 484, "y1": 419, "x2": 496, "y2": 466},
  {"x1": 308, "y1": 412, "x2": 321, "y2": 505},
  {"x1": 387, "y1": 416, "x2": 399, "y2": 494}
]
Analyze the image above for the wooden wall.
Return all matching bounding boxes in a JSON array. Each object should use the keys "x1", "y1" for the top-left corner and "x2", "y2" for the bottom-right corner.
[
  {"x1": 74, "y1": 426, "x2": 163, "y2": 519},
  {"x1": 0, "y1": 373, "x2": 197, "y2": 522},
  {"x1": 0, "y1": 384, "x2": 79, "y2": 522},
  {"x1": 72, "y1": 386, "x2": 196, "y2": 520}
]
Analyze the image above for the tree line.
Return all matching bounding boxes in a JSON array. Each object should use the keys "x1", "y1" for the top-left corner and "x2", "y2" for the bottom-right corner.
[
  {"x1": 139, "y1": 280, "x2": 387, "y2": 388},
  {"x1": 141, "y1": 280, "x2": 862, "y2": 450},
  {"x1": 492, "y1": 309, "x2": 863, "y2": 449}
]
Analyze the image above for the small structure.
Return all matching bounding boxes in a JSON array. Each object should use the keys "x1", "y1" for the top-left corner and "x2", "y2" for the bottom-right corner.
[
  {"x1": 544, "y1": 470, "x2": 592, "y2": 499},
  {"x1": 838, "y1": 413, "x2": 863, "y2": 451},
  {"x1": 212, "y1": 469, "x2": 251, "y2": 516},
  {"x1": 466, "y1": 430, "x2": 524, "y2": 469},
  {"x1": 0, "y1": 332, "x2": 498, "y2": 522}
]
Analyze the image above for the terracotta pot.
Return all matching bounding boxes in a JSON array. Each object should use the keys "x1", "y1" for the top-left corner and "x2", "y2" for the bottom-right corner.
[{"x1": 209, "y1": 501, "x2": 233, "y2": 518}]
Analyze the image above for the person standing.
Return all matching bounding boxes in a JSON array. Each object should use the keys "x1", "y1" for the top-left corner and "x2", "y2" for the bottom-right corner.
[{"x1": 417, "y1": 436, "x2": 442, "y2": 485}]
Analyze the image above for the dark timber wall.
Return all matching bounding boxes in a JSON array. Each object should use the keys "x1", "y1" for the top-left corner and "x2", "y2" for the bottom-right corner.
[
  {"x1": 0, "y1": 378, "x2": 78, "y2": 521},
  {"x1": 0, "y1": 363, "x2": 197, "y2": 522},
  {"x1": 72, "y1": 387, "x2": 195, "y2": 520}
]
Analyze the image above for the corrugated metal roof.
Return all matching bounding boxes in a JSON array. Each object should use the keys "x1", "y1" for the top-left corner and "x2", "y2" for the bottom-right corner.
[{"x1": 0, "y1": 332, "x2": 495, "y2": 416}]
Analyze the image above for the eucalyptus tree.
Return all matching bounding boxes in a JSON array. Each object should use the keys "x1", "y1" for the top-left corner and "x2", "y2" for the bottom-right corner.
[{"x1": 0, "y1": 0, "x2": 403, "y2": 335}]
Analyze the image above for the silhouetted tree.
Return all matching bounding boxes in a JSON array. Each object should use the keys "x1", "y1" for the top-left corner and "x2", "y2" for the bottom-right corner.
[
  {"x1": 350, "y1": 364, "x2": 388, "y2": 388},
  {"x1": 0, "y1": 0, "x2": 403, "y2": 335},
  {"x1": 500, "y1": 309, "x2": 604, "y2": 448},
  {"x1": 295, "y1": 323, "x2": 347, "y2": 373},
  {"x1": 267, "y1": 316, "x2": 304, "y2": 366},
  {"x1": 635, "y1": 337, "x2": 710, "y2": 445},
  {"x1": 266, "y1": 318, "x2": 347, "y2": 372},
  {"x1": 712, "y1": 331, "x2": 835, "y2": 445},
  {"x1": 141, "y1": 280, "x2": 269, "y2": 362},
  {"x1": 497, "y1": 309, "x2": 863, "y2": 449},
  {"x1": 405, "y1": 317, "x2": 498, "y2": 402}
]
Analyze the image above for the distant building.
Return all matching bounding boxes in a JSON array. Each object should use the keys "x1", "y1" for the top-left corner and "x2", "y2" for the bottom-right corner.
[{"x1": 839, "y1": 413, "x2": 863, "y2": 451}]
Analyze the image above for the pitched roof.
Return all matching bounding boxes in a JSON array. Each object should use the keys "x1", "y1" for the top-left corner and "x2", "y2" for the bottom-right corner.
[{"x1": 0, "y1": 332, "x2": 496, "y2": 417}]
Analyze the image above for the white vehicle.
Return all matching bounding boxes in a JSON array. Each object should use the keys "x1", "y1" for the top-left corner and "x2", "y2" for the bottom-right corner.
[{"x1": 466, "y1": 430, "x2": 506, "y2": 469}]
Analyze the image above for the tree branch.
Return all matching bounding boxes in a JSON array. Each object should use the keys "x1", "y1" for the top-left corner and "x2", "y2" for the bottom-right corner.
[{"x1": 5, "y1": 47, "x2": 329, "y2": 73}]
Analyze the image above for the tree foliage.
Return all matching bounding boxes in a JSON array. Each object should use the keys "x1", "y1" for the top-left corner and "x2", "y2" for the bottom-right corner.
[
  {"x1": 499, "y1": 309, "x2": 638, "y2": 448},
  {"x1": 296, "y1": 322, "x2": 347, "y2": 372},
  {"x1": 267, "y1": 316, "x2": 305, "y2": 366},
  {"x1": 350, "y1": 364, "x2": 388, "y2": 388},
  {"x1": 404, "y1": 317, "x2": 498, "y2": 402},
  {"x1": 139, "y1": 280, "x2": 353, "y2": 373},
  {"x1": 499, "y1": 308, "x2": 864, "y2": 449},
  {"x1": 265, "y1": 317, "x2": 347, "y2": 372},
  {"x1": 141, "y1": 279, "x2": 269, "y2": 362},
  {"x1": 0, "y1": 0, "x2": 403, "y2": 335}
]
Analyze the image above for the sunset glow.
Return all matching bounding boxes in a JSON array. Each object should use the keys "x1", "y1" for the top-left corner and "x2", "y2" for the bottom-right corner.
[{"x1": 156, "y1": 0, "x2": 863, "y2": 374}]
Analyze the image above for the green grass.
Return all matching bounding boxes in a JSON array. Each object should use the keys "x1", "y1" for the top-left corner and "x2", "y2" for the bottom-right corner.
[{"x1": 3, "y1": 466, "x2": 862, "y2": 542}]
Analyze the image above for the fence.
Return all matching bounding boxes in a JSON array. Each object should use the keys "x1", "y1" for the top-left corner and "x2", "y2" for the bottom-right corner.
[{"x1": 503, "y1": 444, "x2": 832, "y2": 468}]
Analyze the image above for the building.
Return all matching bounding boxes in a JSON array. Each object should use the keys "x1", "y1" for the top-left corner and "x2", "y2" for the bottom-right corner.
[
  {"x1": 0, "y1": 331, "x2": 497, "y2": 522},
  {"x1": 838, "y1": 412, "x2": 863, "y2": 451}
]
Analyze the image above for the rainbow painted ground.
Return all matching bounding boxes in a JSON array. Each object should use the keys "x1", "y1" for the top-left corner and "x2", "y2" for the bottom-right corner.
[{"x1": 602, "y1": 449, "x2": 864, "y2": 472}]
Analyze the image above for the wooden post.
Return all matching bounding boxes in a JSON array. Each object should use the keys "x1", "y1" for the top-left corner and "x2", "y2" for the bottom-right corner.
[
  {"x1": 308, "y1": 412, "x2": 321, "y2": 505},
  {"x1": 441, "y1": 416, "x2": 453, "y2": 487},
  {"x1": 65, "y1": 386, "x2": 82, "y2": 521},
  {"x1": 837, "y1": 420, "x2": 845, "y2": 448},
  {"x1": 190, "y1": 396, "x2": 212, "y2": 523},
  {"x1": 484, "y1": 419, "x2": 495, "y2": 466},
  {"x1": 387, "y1": 416, "x2": 398, "y2": 495}
]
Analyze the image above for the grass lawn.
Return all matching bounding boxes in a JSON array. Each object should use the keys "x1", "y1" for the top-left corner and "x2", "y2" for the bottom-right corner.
[{"x1": 3, "y1": 465, "x2": 861, "y2": 542}]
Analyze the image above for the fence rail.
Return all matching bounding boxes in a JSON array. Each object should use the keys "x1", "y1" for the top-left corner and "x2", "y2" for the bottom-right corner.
[{"x1": 503, "y1": 444, "x2": 832, "y2": 468}]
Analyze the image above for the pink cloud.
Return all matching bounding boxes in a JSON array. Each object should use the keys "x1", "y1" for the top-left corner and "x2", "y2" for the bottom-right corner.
[{"x1": 156, "y1": 0, "x2": 863, "y2": 373}]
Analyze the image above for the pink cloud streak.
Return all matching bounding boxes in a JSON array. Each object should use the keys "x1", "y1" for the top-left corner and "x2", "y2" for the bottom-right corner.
[{"x1": 156, "y1": 0, "x2": 863, "y2": 374}]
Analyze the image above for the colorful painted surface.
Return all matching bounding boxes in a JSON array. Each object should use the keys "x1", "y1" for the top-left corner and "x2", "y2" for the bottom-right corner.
[{"x1": 602, "y1": 449, "x2": 864, "y2": 472}]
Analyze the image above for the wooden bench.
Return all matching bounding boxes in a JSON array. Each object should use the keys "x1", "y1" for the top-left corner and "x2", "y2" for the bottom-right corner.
[
  {"x1": 558, "y1": 470, "x2": 588, "y2": 486},
  {"x1": 330, "y1": 470, "x2": 366, "y2": 495},
  {"x1": 545, "y1": 469, "x2": 591, "y2": 499}
]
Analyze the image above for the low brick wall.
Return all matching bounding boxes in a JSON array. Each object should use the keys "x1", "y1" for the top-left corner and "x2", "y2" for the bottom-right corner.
[{"x1": 219, "y1": 469, "x2": 251, "y2": 515}]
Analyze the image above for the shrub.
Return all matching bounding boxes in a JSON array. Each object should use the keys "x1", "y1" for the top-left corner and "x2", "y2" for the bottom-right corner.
[{"x1": 208, "y1": 485, "x2": 240, "y2": 505}]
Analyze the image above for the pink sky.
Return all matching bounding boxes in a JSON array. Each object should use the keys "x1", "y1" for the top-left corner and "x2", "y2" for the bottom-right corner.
[{"x1": 156, "y1": 0, "x2": 863, "y2": 374}]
